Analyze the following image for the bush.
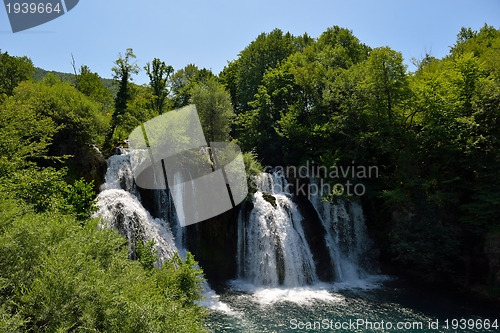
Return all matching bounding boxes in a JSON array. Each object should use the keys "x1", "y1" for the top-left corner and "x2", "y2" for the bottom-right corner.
[{"x1": 0, "y1": 198, "x2": 207, "y2": 332}]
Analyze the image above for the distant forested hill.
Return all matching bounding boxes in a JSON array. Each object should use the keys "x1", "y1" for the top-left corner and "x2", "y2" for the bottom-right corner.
[{"x1": 33, "y1": 67, "x2": 118, "y2": 95}]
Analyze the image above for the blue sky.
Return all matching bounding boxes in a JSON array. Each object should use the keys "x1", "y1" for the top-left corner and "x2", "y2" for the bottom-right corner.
[{"x1": 1, "y1": 0, "x2": 499, "y2": 84}]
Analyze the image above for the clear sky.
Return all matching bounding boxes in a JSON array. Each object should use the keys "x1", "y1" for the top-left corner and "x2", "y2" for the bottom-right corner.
[{"x1": 1, "y1": 0, "x2": 499, "y2": 84}]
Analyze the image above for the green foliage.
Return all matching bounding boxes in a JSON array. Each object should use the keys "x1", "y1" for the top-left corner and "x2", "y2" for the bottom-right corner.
[
  {"x1": 113, "y1": 84, "x2": 159, "y2": 141},
  {"x1": 189, "y1": 78, "x2": 235, "y2": 143},
  {"x1": 0, "y1": 50, "x2": 34, "y2": 97},
  {"x1": 145, "y1": 58, "x2": 174, "y2": 114},
  {"x1": 7, "y1": 80, "x2": 109, "y2": 153},
  {"x1": 66, "y1": 178, "x2": 97, "y2": 221},
  {"x1": 76, "y1": 65, "x2": 114, "y2": 113},
  {"x1": 0, "y1": 49, "x2": 208, "y2": 332},
  {"x1": 2, "y1": 22, "x2": 499, "y2": 309},
  {"x1": 136, "y1": 239, "x2": 159, "y2": 271},
  {"x1": 315, "y1": 26, "x2": 370, "y2": 65},
  {"x1": 4, "y1": 167, "x2": 69, "y2": 213},
  {"x1": 233, "y1": 26, "x2": 373, "y2": 165},
  {"x1": 171, "y1": 64, "x2": 216, "y2": 108},
  {"x1": 156, "y1": 252, "x2": 205, "y2": 307},
  {"x1": 33, "y1": 67, "x2": 118, "y2": 96},
  {"x1": 360, "y1": 47, "x2": 411, "y2": 123},
  {"x1": 0, "y1": 166, "x2": 97, "y2": 220},
  {"x1": 230, "y1": 24, "x2": 500, "y2": 278},
  {"x1": 242, "y1": 151, "x2": 263, "y2": 195},
  {"x1": 0, "y1": 91, "x2": 57, "y2": 170},
  {"x1": 110, "y1": 48, "x2": 140, "y2": 142},
  {"x1": 0, "y1": 198, "x2": 207, "y2": 332},
  {"x1": 242, "y1": 151, "x2": 263, "y2": 177},
  {"x1": 389, "y1": 210, "x2": 458, "y2": 271},
  {"x1": 220, "y1": 29, "x2": 304, "y2": 114}
]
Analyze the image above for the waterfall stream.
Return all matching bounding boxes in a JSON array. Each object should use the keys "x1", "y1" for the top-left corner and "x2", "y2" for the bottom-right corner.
[
  {"x1": 94, "y1": 154, "x2": 177, "y2": 263},
  {"x1": 94, "y1": 152, "x2": 378, "y2": 318},
  {"x1": 93, "y1": 151, "x2": 231, "y2": 312},
  {"x1": 236, "y1": 171, "x2": 373, "y2": 287},
  {"x1": 308, "y1": 178, "x2": 371, "y2": 282},
  {"x1": 237, "y1": 171, "x2": 317, "y2": 287},
  {"x1": 90, "y1": 155, "x2": 490, "y2": 333}
]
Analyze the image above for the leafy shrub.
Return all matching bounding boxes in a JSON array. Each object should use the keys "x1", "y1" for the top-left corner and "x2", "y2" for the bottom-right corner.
[{"x1": 0, "y1": 199, "x2": 207, "y2": 332}]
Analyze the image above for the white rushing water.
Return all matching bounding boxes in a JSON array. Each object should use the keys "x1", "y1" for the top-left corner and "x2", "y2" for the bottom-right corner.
[
  {"x1": 237, "y1": 170, "x2": 373, "y2": 289},
  {"x1": 94, "y1": 154, "x2": 177, "y2": 263},
  {"x1": 310, "y1": 178, "x2": 371, "y2": 282},
  {"x1": 95, "y1": 153, "x2": 376, "y2": 312},
  {"x1": 237, "y1": 170, "x2": 317, "y2": 287},
  {"x1": 308, "y1": 177, "x2": 371, "y2": 282},
  {"x1": 94, "y1": 151, "x2": 232, "y2": 312}
]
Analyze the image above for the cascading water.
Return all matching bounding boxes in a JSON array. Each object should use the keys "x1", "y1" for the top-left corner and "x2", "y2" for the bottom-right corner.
[
  {"x1": 100, "y1": 149, "x2": 138, "y2": 195},
  {"x1": 308, "y1": 177, "x2": 371, "y2": 282},
  {"x1": 209, "y1": 173, "x2": 497, "y2": 333},
  {"x1": 94, "y1": 153, "x2": 177, "y2": 263},
  {"x1": 237, "y1": 170, "x2": 317, "y2": 287},
  {"x1": 237, "y1": 171, "x2": 373, "y2": 287},
  {"x1": 94, "y1": 150, "x2": 232, "y2": 312}
]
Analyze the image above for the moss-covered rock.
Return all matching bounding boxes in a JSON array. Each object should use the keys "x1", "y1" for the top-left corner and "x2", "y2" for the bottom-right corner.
[{"x1": 262, "y1": 192, "x2": 277, "y2": 207}]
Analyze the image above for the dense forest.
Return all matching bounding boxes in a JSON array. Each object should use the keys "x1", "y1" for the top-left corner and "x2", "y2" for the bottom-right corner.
[{"x1": 1, "y1": 23, "x2": 500, "y2": 330}]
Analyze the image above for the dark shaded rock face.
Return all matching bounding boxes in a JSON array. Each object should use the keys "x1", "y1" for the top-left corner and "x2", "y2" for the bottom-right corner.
[
  {"x1": 485, "y1": 233, "x2": 500, "y2": 286},
  {"x1": 286, "y1": 174, "x2": 336, "y2": 282},
  {"x1": 292, "y1": 194, "x2": 335, "y2": 282},
  {"x1": 185, "y1": 205, "x2": 241, "y2": 285},
  {"x1": 76, "y1": 145, "x2": 107, "y2": 194}
]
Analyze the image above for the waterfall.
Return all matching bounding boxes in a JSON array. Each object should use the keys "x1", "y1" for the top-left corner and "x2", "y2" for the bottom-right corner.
[
  {"x1": 100, "y1": 151, "x2": 138, "y2": 196},
  {"x1": 237, "y1": 171, "x2": 374, "y2": 287},
  {"x1": 96, "y1": 150, "x2": 375, "y2": 303},
  {"x1": 94, "y1": 153, "x2": 177, "y2": 264},
  {"x1": 94, "y1": 151, "x2": 232, "y2": 312},
  {"x1": 151, "y1": 172, "x2": 192, "y2": 256},
  {"x1": 308, "y1": 177, "x2": 371, "y2": 281},
  {"x1": 237, "y1": 170, "x2": 317, "y2": 287}
]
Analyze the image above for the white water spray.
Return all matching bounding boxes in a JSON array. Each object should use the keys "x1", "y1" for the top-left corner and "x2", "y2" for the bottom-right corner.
[
  {"x1": 309, "y1": 177, "x2": 371, "y2": 281},
  {"x1": 94, "y1": 154, "x2": 177, "y2": 263},
  {"x1": 237, "y1": 171, "x2": 373, "y2": 288},
  {"x1": 238, "y1": 171, "x2": 317, "y2": 287},
  {"x1": 94, "y1": 152, "x2": 232, "y2": 312}
]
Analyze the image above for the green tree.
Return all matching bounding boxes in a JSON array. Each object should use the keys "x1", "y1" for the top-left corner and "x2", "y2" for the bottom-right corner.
[
  {"x1": 9, "y1": 80, "x2": 108, "y2": 155},
  {"x1": 189, "y1": 78, "x2": 235, "y2": 143},
  {"x1": 0, "y1": 87, "x2": 57, "y2": 172},
  {"x1": 110, "y1": 48, "x2": 139, "y2": 141},
  {"x1": 145, "y1": 58, "x2": 174, "y2": 114},
  {"x1": 2, "y1": 79, "x2": 109, "y2": 187},
  {"x1": 220, "y1": 29, "x2": 303, "y2": 114},
  {"x1": 113, "y1": 84, "x2": 159, "y2": 140},
  {"x1": 66, "y1": 178, "x2": 97, "y2": 221},
  {"x1": 0, "y1": 199, "x2": 207, "y2": 332},
  {"x1": 360, "y1": 47, "x2": 411, "y2": 123},
  {"x1": 314, "y1": 25, "x2": 370, "y2": 66},
  {"x1": 156, "y1": 252, "x2": 205, "y2": 307},
  {"x1": 77, "y1": 65, "x2": 114, "y2": 113},
  {"x1": 136, "y1": 239, "x2": 159, "y2": 271},
  {"x1": 0, "y1": 51, "x2": 34, "y2": 98},
  {"x1": 171, "y1": 64, "x2": 215, "y2": 108}
]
